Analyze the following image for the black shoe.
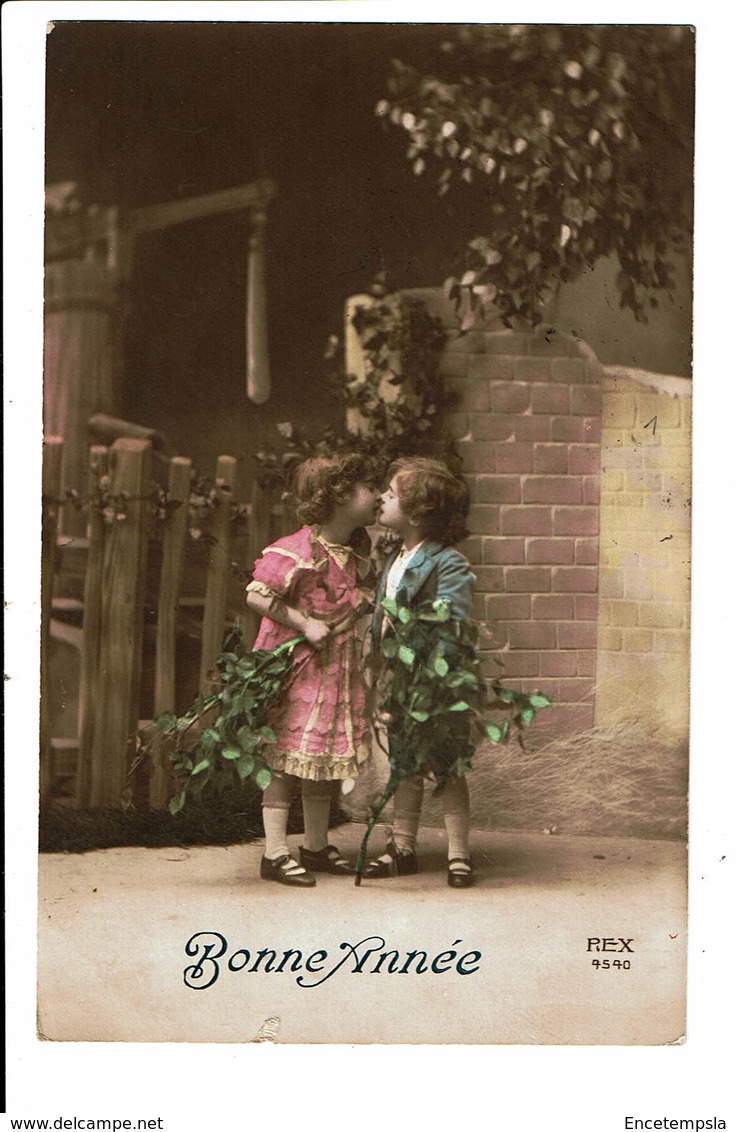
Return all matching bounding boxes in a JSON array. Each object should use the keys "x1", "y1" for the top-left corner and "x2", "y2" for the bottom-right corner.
[
  {"x1": 447, "y1": 857, "x2": 474, "y2": 888},
  {"x1": 362, "y1": 840, "x2": 418, "y2": 878},
  {"x1": 260, "y1": 853, "x2": 316, "y2": 887},
  {"x1": 299, "y1": 844, "x2": 353, "y2": 876}
]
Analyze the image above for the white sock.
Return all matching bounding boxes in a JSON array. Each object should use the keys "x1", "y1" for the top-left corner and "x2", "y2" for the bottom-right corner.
[
  {"x1": 443, "y1": 777, "x2": 471, "y2": 869},
  {"x1": 390, "y1": 777, "x2": 424, "y2": 854},
  {"x1": 262, "y1": 806, "x2": 290, "y2": 861}
]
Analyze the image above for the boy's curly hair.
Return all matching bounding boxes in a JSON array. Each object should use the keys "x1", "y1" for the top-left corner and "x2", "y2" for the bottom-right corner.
[
  {"x1": 294, "y1": 452, "x2": 374, "y2": 525},
  {"x1": 389, "y1": 456, "x2": 470, "y2": 546}
]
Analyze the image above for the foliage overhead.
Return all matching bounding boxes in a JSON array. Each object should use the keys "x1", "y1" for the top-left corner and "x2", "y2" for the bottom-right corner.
[{"x1": 376, "y1": 24, "x2": 694, "y2": 328}]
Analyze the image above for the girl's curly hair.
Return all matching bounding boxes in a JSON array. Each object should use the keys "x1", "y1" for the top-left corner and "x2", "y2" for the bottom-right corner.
[
  {"x1": 389, "y1": 456, "x2": 470, "y2": 546},
  {"x1": 294, "y1": 452, "x2": 374, "y2": 525}
]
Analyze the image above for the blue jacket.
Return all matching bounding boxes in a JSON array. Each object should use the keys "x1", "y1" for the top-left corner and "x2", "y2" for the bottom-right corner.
[{"x1": 371, "y1": 540, "x2": 475, "y2": 648}]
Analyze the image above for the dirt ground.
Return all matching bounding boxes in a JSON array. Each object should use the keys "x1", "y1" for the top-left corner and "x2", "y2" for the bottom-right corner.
[{"x1": 37, "y1": 823, "x2": 686, "y2": 1046}]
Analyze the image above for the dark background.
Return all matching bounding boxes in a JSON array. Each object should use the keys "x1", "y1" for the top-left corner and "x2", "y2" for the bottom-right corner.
[{"x1": 45, "y1": 21, "x2": 693, "y2": 479}]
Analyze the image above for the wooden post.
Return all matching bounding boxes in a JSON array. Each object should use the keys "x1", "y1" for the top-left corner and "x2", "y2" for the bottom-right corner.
[
  {"x1": 199, "y1": 456, "x2": 237, "y2": 693},
  {"x1": 246, "y1": 209, "x2": 271, "y2": 404},
  {"x1": 76, "y1": 445, "x2": 108, "y2": 807},
  {"x1": 41, "y1": 437, "x2": 64, "y2": 804},
  {"x1": 149, "y1": 456, "x2": 192, "y2": 809},
  {"x1": 89, "y1": 439, "x2": 151, "y2": 807}
]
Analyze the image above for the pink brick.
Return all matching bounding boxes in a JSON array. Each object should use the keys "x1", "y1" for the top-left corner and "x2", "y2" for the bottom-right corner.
[
  {"x1": 480, "y1": 414, "x2": 517, "y2": 441},
  {"x1": 541, "y1": 652, "x2": 578, "y2": 676},
  {"x1": 475, "y1": 476, "x2": 521, "y2": 504},
  {"x1": 532, "y1": 594, "x2": 575, "y2": 620},
  {"x1": 456, "y1": 440, "x2": 495, "y2": 472},
  {"x1": 494, "y1": 650, "x2": 540, "y2": 677},
  {"x1": 515, "y1": 357, "x2": 552, "y2": 383},
  {"x1": 501, "y1": 507, "x2": 553, "y2": 536},
  {"x1": 551, "y1": 358, "x2": 587, "y2": 383},
  {"x1": 534, "y1": 444, "x2": 568, "y2": 474},
  {"x1": 469, "y1": 355, "x2": 514, "y2": 382},
  {"x1": 536, "y1": 703, "x2": 595, "y2": 738},
  {"x1": 486, "y1": 593, "x2": 531, "y2": 621},
  {"x1": 552, "y1": 566, "x2": 599, "y2": 593},
  {"x1": 512, "y1": 678, "x2": 561, "y2": 703},
  {"x1": 507, "y1": 621, "x2": 557, "y2": 650},
  {"x1": 484, "y1": 537, "x2": 526, "y2": 565},
  {"x1": 482, "y1": 331, "x2": 531, "y2": 355},
  {"x1": 446, "y1": 412, "x2": 471, "y2": 439},
  {"x1": 468, "y1": 413, "x2": 503, "y2": 441},
  {"x1": 576, "y1": 651, "x2": 596, "y2": 677},
  {"x1": 528, "y1": 329, "x2": 571, "y2": 358},
  {"x1": 505, "y1": 566, "x2": 552, "y2": 592},
  {"x1": 438, "y1": 354, "x2": 470, "y2": 380},
  {"x1": 494, "y1": 443, "x2": 534, "y2": 474},
  {"x1": 552, "y1": 416, "x2": 585, "y2": 442},
  {"x1": 557, "y1": 678, "x2": 596, "y2": 704},
  {"x1": 531, "y1": 384, "x2": 570, "y2": 415},
  {"x1": 568, "y1": 444, "x2": 600, "y2": 474},
  {"x1": 515, "y1": 416, "x2": 553, "y2": 442},
  {"x1": 445, "y1": 330, "x2": 486, "y2": 354},
  {"x1": 473, "y1": 566, "x2": 505, "y2": 592},
  {"x1": 468, "y1": 505, "x2": 501, "y2": 534},
  {"x1": 457, "y1": 536, "x2": 483, "y2": 564},
  {"x1": 455, "y1": 380, "x2": 490, "y2": 412},
  {"x1": 489, "y1": 382, "x2": 531, "y2": 414},
  {"x1": 557, "y1": 622, "x2": 598, "y2": 649},
  {"x1": 577, "y1": 534, "x2": 597, "y2": 561},
  {"x1": 522, "y1": 476, "x2": 583, "y2": 505},
  {"x1": 571, "y1": 385, "x2": 602, "y2": 416},
  {"x1": 583, "y1": 417, "x2": 602, "y2": 442},
  {"x1": 575, "y1": 594, "x2": 599, "y2": 620},
  {"x1": 527, "y1": 537, "x2": 575, "y2": 565},
  {"x1": 553, "y1": 507, "x2": 599, "y2": 536},
  {"x1": 583, "y1": 477, "x2": 600, "y2": 505}
]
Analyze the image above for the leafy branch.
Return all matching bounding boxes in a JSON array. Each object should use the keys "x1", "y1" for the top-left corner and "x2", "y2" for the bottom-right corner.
[{"x1": 354, "y1": 597, "x2": 550, "y2": 882}]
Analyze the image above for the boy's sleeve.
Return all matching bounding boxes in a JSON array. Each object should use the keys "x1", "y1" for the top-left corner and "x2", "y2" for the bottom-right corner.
[{"x1": 434, "y1": 552, "x2": 475, "y2": 621}]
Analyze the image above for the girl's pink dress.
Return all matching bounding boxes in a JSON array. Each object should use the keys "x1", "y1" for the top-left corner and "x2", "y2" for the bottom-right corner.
[{"x1": 246, "y1": 525, "x2": 372, "y2": 782}]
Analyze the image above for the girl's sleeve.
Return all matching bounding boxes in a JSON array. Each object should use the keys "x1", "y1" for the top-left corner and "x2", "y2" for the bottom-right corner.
[
  {"x1": 246, "y1": 543, "x2": 307, "y2": 600},
  {"x1": 435, "y1": 552, "x2": 475, "y2": 621}
]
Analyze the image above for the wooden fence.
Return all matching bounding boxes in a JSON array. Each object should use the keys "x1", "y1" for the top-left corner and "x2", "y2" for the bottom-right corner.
[{"x1": 41, "y1": 435, "x2": 287, "y2": 811}]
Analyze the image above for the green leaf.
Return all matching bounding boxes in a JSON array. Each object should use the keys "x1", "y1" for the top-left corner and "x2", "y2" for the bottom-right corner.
[
  {"x1": 154, "y1": 711, "x2": 177, "y2": 733},
  {"x1": 255, "y1": 767, "x2": 272, "y2": 790},
  {"x1": 528, "y1": 692, "x2": 552, "y2": 708},
  {"x1": 382, "y1": 596, "x2": 398, "y2": 618},
  {"x1": 410, "y1": 710, "x2": 430, "y2": 722},
  {"x1": 434, "y1": 657, "x2": 450, "y2": 678},
  {"x1": 494, "y1": 686, "x2": 517, "y2": 703},
  {"x1": 191, "y1": 759, "x2": 210, "y2": 775},
  {"x1": 221, "y1": 747, "x2": 241, "y2": 761},
  {"x1": 482, "y1": 720, "x2": 503, "y2": 742},
  {"x1": 397, "y1": 606, "x2": 412, "y2": 624},
  {"x1": 520, "y1": 708, "x2": 536, "y2": 726},
  {"x1": 398, "y1": 644, "x2": 416, "y2": 667},
  {"x1": 449, "y1": 701, "x2": 470, "y2": 712},
  {"x1": 236, "y1": 755, "x2": 255, "y2": 781},
  {"x1": 168, "y1": 790, "x2": 186, "y2": 815},
  {"x1": 259, "y1": 726, "x2": 277, "y2": 743}
]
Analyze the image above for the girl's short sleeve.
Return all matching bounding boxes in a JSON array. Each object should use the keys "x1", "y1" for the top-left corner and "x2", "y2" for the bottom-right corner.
[{"x1": 248, "y1": 543, "x2": 308, "y2": 598}]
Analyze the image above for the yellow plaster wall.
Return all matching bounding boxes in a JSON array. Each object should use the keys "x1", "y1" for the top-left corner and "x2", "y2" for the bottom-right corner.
[{"x1": 596, "y1": 370, "x2": 691, "y2": 739}]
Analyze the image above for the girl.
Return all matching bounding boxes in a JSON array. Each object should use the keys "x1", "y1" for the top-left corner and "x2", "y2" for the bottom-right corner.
[
  {"x1": 364, "y1": 456, "x2": 477, "y2": 888},
  {"x1": 245, "y1": 453, "x2": 379, "y2": 887}
]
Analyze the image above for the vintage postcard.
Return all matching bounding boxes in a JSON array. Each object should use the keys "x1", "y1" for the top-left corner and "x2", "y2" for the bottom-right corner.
[{"x1": 5, "y1": 5, "x2": 733, "y2": 1118}]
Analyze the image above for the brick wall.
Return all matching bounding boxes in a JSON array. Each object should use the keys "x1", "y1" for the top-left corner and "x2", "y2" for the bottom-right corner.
[
  {"x1": 404, "y1": 290, "x2": 603, "y2": 743},
  {"x1": 595, "y1": 368, "x2": 691, "y2": 741}
]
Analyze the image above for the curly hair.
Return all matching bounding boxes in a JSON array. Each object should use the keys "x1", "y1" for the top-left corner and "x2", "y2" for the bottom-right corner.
[
  {"x1": 294, "y1": 452, "x2": 374, "y2": 525},
  {"x1": 389, "y1": 457, "x2": 470, "y2": 546}
]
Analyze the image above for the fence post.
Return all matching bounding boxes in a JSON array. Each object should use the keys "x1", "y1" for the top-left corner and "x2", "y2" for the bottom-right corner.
[
  {"x1": 41, "y1": 437, "x2": 64, "y2": 803},
  {"x1": 76, "y1": 445, "x2": 109, "y2": 807},
  {"x1": 89, "y1": 438, "x2": 151, "y2": 806},
  {"x1": 149, "y1": 455, "x2": 192, "y2": 809},
  {"x1": 199, "y1": 455, "x2": 237, "y2": 693}
]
